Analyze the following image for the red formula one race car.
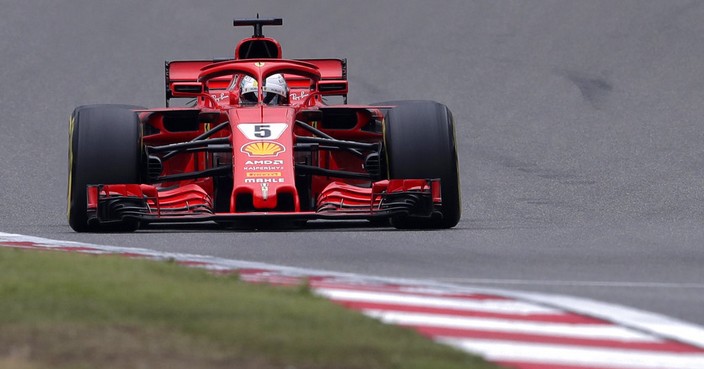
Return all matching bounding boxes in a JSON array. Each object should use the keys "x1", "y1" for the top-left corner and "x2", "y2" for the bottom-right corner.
[{"x1": 67, "y1": 18, "x2": 460, "y2": 232}]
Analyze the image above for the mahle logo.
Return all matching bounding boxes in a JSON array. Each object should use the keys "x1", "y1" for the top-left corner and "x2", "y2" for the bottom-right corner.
[{"x1": 244, "y1": 178, "x2": 285, "y2": 183}]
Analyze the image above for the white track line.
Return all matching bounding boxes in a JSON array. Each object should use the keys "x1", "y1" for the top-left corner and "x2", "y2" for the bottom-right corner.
[
  {"x1": 436, "y1": 278, "x2": 704, "y2": 288},
  {"x1": 493, "y1": 290, "x2": 704, "y2": 349},
  {"x1": 364, "y1": 310, "x2": 658, "y2": 342},
  {"x1": 315, "y1": 288, "x2": 559, "y2": 315},
  {"x1": 439, "y1": 338, "x2": 704, "y2": 369}
]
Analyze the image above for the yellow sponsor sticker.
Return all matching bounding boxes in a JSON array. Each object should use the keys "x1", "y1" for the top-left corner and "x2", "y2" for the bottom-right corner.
[
  {"x1": 245, "y1": 172, "x2": 282, "y2": 178},
  {"x1": 241, "y1": 141, "x2": 285, "y2": 157}
]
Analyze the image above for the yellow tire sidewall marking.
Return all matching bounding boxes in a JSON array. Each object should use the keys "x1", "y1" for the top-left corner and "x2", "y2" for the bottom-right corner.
[{"x1": 67, "y1": 114, "x2": 75, "y2": 219}]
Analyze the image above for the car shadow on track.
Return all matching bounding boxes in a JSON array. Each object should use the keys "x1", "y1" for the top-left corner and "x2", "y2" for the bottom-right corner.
[{"x1": 136, "y1": 220, "x2": 395, "y2": 233}]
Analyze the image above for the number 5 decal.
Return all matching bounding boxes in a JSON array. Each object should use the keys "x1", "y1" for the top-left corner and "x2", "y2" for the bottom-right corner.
[
  {"x1": 254, "y1": 125, "x2": 272, "y2": 138},
  {"x1": 237, "y1": 123, "x2": 288, "y2": 140}
]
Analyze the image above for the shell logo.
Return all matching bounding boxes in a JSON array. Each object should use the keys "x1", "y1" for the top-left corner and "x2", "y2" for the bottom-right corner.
[{"x1": 241, "y1": 141, "x2": 285, "y2": 157}]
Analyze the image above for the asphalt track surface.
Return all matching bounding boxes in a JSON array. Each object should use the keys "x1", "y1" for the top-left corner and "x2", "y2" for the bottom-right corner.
[{"x1": 1, "y1": 0, "x2": 703, "y2": 327}]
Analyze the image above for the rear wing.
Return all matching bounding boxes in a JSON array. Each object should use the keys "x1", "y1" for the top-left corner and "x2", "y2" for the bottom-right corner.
[{"x1": 165, "y1": 58, "x2": 348, "y2": 106}]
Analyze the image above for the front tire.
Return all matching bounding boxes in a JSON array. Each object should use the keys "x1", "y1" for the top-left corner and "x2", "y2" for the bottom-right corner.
[
  {"x1": 382, "y1": 100, "x2": 461, "y2": 229},
  {"x1": 67, "y1": 105, "x2": 143, "y2": 232}
]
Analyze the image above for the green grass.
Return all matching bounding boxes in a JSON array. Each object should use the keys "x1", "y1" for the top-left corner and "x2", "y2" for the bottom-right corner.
[{"x1": 0, "y1": 248, "x2": 500, "y2": 369}]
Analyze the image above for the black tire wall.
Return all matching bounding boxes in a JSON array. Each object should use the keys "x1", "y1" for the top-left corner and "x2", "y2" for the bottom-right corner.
[
  {"x1": 67, "y1": 105, "x2": 143, "y2": 232},
  {"x1": 382, "y1": 100, "x2": 461, "y2": 229}
]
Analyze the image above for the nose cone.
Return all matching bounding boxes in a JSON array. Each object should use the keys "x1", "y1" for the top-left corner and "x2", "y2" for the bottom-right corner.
[{"x1": 230, "y1": 107, "x2": 299, "y2": 212}]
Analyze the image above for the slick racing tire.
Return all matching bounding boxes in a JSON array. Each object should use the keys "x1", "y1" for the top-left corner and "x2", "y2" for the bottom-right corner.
[
  {"x1": 67, "y1": 105, "x2": 143, "y2": 232},
  {"x1": 381, "y1": 100, "x2": 461, "y2": 229}
]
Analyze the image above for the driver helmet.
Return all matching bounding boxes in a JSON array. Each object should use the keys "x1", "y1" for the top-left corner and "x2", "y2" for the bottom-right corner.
[{"x1": 239, "y1": 74, "x2": 288, "y2": 105}]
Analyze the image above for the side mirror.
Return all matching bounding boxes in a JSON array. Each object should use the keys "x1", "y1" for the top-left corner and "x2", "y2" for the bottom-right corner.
[
  {"x1": 318, "y1": 80, "x2": 348, "y2": 95},
  {"x1": 169, "y1": 82, "x2": 205, "y2": 98}
]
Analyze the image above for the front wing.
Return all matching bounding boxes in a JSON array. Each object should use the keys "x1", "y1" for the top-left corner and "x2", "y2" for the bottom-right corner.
[{"x1": 86, "y1": 179, "x2": 442, "y2": 226}]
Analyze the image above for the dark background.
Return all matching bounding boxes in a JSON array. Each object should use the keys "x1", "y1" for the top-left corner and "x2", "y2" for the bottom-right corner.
[{"x1": 2, "y1": 1, "x2": 703, "y2": 324}]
